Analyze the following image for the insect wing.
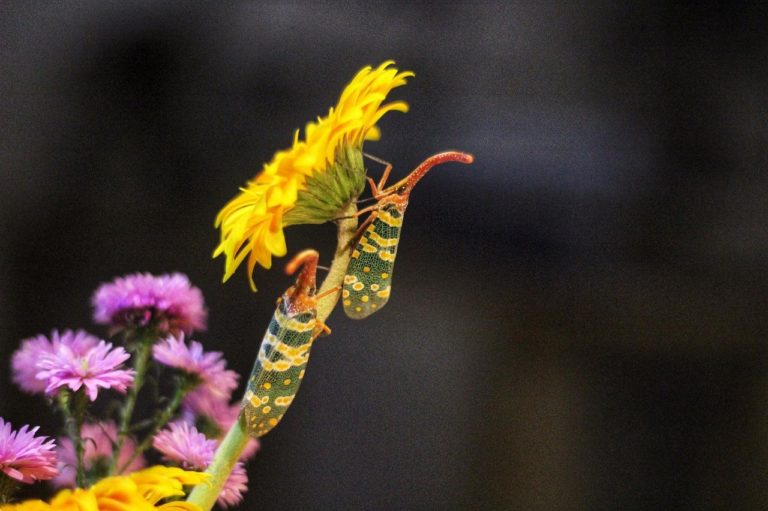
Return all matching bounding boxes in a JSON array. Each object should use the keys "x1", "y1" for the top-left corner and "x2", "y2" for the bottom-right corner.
[
  {"x1": 242, "y1": 301, "x2": 316, "y2": 438},
  {"x1": 343, "y1": 204, "x2": 403, "y2": 319}
]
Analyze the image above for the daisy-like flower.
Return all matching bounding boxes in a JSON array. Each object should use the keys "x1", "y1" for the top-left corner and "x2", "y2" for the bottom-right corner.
[
  {"x1": 151, "y1": 423, "x2": 247, "y2": 508},
  {"x1": 0, "y1": 418, "x2": 58, "y2": 484},
  {"x1": 214, "y1": 60, "x2": 413, "y2": 290},
  {"x1": 152, "y1": 422, "x2": 216, "y2": 470},
  {"x1": 36, "y1": 340, "x2": 135, "y2": 401},
  {"x1": 11, "y1": 330, "x2": 99, "y2": 394},
  {"x1": 92, "y1": 272, "x2": 207, "y2": 336},
  {"x1": 53, "y1": 421, "x2": 144, "y2": 488},
  {"x1": 152, "y1": 335, "x2": 239, "y2": 414}
]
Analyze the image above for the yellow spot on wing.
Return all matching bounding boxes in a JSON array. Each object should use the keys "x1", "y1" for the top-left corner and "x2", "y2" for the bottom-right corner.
[
  {"x1": 361, "y1": 295, "x2": 369, "y2": 302},
  {"x1": 275, "y1": 395, "x2": 295, "y2": 406},
  {"x1": 262, "y1": 406, "x2": 271, "y2": 414},
  {"x1": 352, "y1": 282, "x2": 364, "y2": 291}
]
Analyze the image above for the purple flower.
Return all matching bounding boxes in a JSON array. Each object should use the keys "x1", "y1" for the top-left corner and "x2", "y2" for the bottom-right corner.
[
  {"x1": 11, "y1": 330, "x2": 99, "y2": 394},
  {"x1": 92, "y1": 272, "x2": 207, "y2": 336},
  {"x1": 152, "y1": 335, "x2": 239, "y2": 412},
  {"x1": 36, "y1": 340, "x2": 135, "y2": 401},
  {"x1": 151, "y1": 422, "x2": 247, "y2": 507},
  {"x1": 0, "y1": 418, "x2": 58, "y2": 483},
  {"x1": 53, "y1": 421, "x2": 144, "y2": 488},
  {"x1": 152, "y1": 422, "x2": 217, "y2": 470}
]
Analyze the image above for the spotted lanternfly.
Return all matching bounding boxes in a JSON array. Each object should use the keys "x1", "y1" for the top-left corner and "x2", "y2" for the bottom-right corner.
[
  {"x1": 342, "y1": 151, "x2": 474, "y2": 319},
  {"x1": 241, "y1": 249, "x2": 333, "y2": 438}
]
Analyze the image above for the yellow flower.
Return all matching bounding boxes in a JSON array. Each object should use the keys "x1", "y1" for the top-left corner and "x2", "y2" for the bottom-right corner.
[
  {"x1": 214, "y1": 61, "x2": 413, "y2": 290},
  {"x1": 127, "y1": 466, "x2": 209, "y2": 505},
  {"x1": 0, "y1": 467, "x2": 207, "y2": 511},
  {"x1": 0, "y1": 501, "x2": 51, "y2": 511}
]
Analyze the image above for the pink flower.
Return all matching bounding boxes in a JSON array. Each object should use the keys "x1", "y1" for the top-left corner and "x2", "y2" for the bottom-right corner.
[
  {"x1": 152, "y1": 422, "x2": 217, "y2": 470},
  {"x1": 152, "y1": 422, "x2": 247, "y2": 507},
  {"x1": 36, "y1": 340, "x2": 135, "y2": 401},
  {"x1": 153, "y1": 335, "x2": 239, "y2": 413},
  {"x1": 92, "y1": 273, "x2": 207, "y2": 336},
  {"x1": 11, "y1": 330, "x2": 99, "y2": 394},
  {"x1": 53, "y1": 421, "x2": 144, "y2": 488},
  {"x1": 0, "y1": 418, "x2": 58, "y2": 483}
]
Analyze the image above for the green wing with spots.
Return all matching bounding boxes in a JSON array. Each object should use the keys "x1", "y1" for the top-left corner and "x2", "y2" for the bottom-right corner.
[
  {"x1": 343, "y1": 203, "x2": 405, "y2": 319},
  {"x1": 242, "y1": 301, "x2": 316, "y2": 438}
]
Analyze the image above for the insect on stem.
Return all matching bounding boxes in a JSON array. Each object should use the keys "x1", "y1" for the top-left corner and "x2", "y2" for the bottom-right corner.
[{"x1": 342, "y1": 151, "x2": 474, "y2": 319}]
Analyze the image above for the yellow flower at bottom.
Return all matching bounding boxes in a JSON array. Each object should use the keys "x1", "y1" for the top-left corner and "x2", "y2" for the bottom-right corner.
[
  {"x1": 0, "y1": 467, "x2": 207, "y2": 511},
  {"x1": 214, "y1": 61, "x2": 413, "y2": 290},
  {"x1": 0, "y1": 501, "x2": 52, "y2": 511},
  {"x1": 128, "y1": 466, "x2": 209, "y2": 505}
]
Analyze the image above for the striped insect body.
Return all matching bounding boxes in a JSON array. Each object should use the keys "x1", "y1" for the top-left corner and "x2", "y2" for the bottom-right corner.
[
  {"x1": 343, "y1": 151, "x2": 474, "y2": 319},
  {"x1": 242, "y1": 249, "x2": 327, "y2": 438}
]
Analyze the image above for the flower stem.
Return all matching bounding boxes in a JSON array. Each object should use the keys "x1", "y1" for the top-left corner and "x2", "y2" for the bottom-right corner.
[
  {"x1": 187, "y1": 201, "x2": 358, "y2": 510},
  {"x1": 59, "y1": 390, "x2": 88, "y2": 487},
  {"x1": 119, "y1": 374, "x2": 195, "y2": 472},
  {"x1": 110, "y1": 336, "x2": 153, "y2": 475}
]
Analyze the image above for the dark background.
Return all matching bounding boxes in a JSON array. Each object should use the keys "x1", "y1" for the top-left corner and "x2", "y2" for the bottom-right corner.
[{"x1": 1, "y1": 2, "x2": 767, "y2": 509}]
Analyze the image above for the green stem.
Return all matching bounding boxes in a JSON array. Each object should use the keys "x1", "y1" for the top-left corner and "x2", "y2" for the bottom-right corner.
[
  {"x1": 119, "y1": 375, "x2": 195, "y2": 473},
  {"x1": 187, "y1": 201, "x2": 358, "y2": 510},
  {"x1": 59, "y1": 390, "x2": 88, "y2": 487},
  {"x1": 110, "y1": 336, "x2": 153, "y2": 475},
  {"x1": 73, "y1": 391, "x2": 88, "y2": 487}
]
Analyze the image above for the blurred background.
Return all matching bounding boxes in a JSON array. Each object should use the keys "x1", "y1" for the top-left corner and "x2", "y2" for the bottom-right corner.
[{"x1": 1, "y1": 2, "x2": 767, "y2": 509}]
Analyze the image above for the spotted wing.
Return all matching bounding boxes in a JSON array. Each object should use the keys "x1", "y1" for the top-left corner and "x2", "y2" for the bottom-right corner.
[{"x1": 343, "y1": 203, "x2": 404, "y2": 319}]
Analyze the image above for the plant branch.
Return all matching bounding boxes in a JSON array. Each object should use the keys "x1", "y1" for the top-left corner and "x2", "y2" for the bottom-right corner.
[
  {"x1": 110, "y1": 336, "x2": 153, "y2": 475},
  {"x1": 119, "y1": 374, "x2": 196, "y2": 473}
]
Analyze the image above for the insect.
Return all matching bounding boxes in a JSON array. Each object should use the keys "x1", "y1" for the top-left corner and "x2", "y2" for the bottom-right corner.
[
  {"x1": 342, "y1": 151, "x2": 474, "y2": 319},
  {"x1": 241, "y1": 249, "x2": 332, "y2": 438}
]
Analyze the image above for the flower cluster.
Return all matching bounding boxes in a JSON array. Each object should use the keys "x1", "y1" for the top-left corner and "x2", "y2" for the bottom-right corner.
[
  {"x1": 5, "y1": 271, "x2": 239, "y2": 508},
  {"x1": 214, "y1": 61, "x2": 413, "y2": 290}
]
